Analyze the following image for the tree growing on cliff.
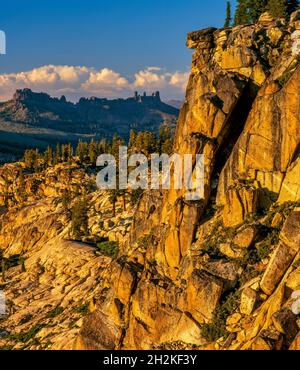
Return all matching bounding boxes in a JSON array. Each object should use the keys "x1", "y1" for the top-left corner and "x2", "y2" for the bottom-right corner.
[
  {"x1": 267, "y1": 0, "x2": 287, "y2": 17},
  {"x1": 108, "y1": 189, "x2": 118, "y2": 217},
  {"x1": 88, "y1": 140, "x2": 98, "y2": 167},
  {"x1": 224, "y1": 1, "x2": 232, "y2": 27},
  {"x1": 234, "y1": 0, "x2": 268, "y2": 25},
  {"x1": 71, "y1": 197, "x2": 89, "y2": 240},
  {"x1": 234, "y1": 0, "x2": 251, "y2": 24},
  {"x1": 44, "y1": 146, "x2": 53, "y2": 168}
]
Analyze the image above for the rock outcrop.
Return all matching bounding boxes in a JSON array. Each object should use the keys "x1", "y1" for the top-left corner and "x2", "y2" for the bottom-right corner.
[
  {"x1": 1, "y1": 12, "x2": 300, "y2": 351},
  {"x1": 77, "y1": 13, "x2": 300, "y2": 350}
]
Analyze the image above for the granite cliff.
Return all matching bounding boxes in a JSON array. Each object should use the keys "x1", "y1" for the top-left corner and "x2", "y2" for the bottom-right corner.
[
  {"x1": 0, "y1": 11, "x2": 300, "y2": 350},
  {"x1": 77, "y1": 11, "x2": 300, "y2": 350}
]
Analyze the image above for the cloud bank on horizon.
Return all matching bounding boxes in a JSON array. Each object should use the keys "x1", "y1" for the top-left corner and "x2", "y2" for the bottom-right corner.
[{"x1": 0, "y1": 65, "x2": 189, "y2": 102}]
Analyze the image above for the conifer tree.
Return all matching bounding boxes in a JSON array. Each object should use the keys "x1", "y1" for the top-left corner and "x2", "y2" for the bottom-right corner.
[
  {"x1": 71, "y1": 197, "x2": 89, "y2": 240},
  {"x1": 44, "y1": 146, "x2": 53, "y2": 167},
  {"x1": 98, "y1": 139, "x2": 109, "y2": 154},
  {"x1": 76, "y1": 140, "x2": 85, "y2": 163},
  {"x1": 267, "y1": 0, "x2": 287, "y2": 17},
  {"x1": 224, "y1": 1, "x2": 232, "y2": 27},
  {"x1": 251, "y1": 0, "x2": 269, "y2": 20},
  {"x1": 33, "y1": 149, "x2": 41, "y2": 173},
  {"x1": 23, "y1": 149, "x2": 34, "y2": 169},
  {"x1": 55, "y1": 143, "x2": 61, "y2": 164},
  {"x1": 108, "y1": 189, "x2": 118, "y2": 217},
  {"x1": 88, "y1": 140, "x2": 98, "y2": 166},
  {"x1": 128, "y1": 129, "x2": 137, "y2": 151},
  {"x1": 234, "y1": 0, "x2": 268, "y2": 25},
  {"x1": 234, "y1": 0, "x2": 250, "y2": 25},
  {"x1": 134, "y1": 132, "x2": 144, "y2": 153}
]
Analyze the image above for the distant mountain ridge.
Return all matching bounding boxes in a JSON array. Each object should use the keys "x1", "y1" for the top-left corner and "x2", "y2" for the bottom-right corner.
[{"x1": 0, "y1": 89, "x2": 179, "y2": 160}]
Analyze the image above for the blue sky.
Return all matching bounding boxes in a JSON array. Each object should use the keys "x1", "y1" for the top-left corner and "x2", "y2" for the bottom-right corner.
[{"x1": 0, "y1": 0, "x2": 237, "y2": 100}]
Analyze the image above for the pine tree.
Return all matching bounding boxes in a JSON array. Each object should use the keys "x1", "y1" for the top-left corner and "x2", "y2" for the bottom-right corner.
[
  {"x1": 23, "y1": 149, "x2": 37, "y2": 169},
  {"x1": 76, "y1": 140, "x2": 85, "y2": 163},
  {"x1": 108, "y1": 189, "x2": 117, "y2": 217},
  {"x1": 98, "y1": 139, "x2": 109, "y2": 154},
  {"x1": 234, "y1": 0, "x2": 268, "y2": 25},
  {"x1": 234, "y1": 0, "x2": 250, "y2": 25},
  {"x1": 267, "y1": 0, "x2": 287, "y2": 18},
  {"x1": 67, "y1": 143, "x2": 73, "y2": 162},
  {"x1": 44, "y1": 146, "x2": 53, "y2": 167},
  {"x1": 111, "y1": 134, "x2": 122, "y2": 157},
  {"x1": 71, "y1": 197, "x2": 89, "y2": 240},
  {"x1": 159, "y1": 126, "x2": 173, "y2": 154},
  {"x1": 251, "y1": 0, "x2": 269, "y2": 21},
  {"x1": 33, "y1": 149, "x2": 41, "y2": 173},
  {"x1": 224, "y1": 1, "x2": 232, "y2": 27},
  {"x1": 128, "y1": 129, "x2": 136, "y2": 152},
  {"x1": 55, "y1": 143, "x2": 61, "y2": 164},
  {"x1": 88, "y1": 140, "x2": 98, "y2": 166}
]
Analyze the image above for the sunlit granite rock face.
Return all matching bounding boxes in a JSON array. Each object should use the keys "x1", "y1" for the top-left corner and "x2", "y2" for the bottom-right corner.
[
  {"x1": 78, "y1": 11, "x2": 300, "y2": 351},
  {"x1": 0, "y1": 11, "x2": 300, "y2": 351}
]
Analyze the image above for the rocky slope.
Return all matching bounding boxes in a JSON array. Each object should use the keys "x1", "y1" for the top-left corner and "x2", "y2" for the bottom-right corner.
[
  {"x1": 0, "y1": 11, "x2": 300, "y2": 350},
  {"x1": 0, "y1": 163, "x2": 135, "y2": 349}
]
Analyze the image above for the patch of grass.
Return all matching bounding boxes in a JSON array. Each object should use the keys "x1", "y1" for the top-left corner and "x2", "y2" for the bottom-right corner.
[
  {"x1": 256, "y1": 242, "x2": 272, "y2": 261},
  {"x1": 238, "y1": 266, "x2": 261, "y2": 287},
  {"x1": 201, "y1": 223, "x2": 238, "y2": 260},
  {"x1": 9, "y1": 324, "x2": 45, "y2": 343},
  {"x1": 0, "y1": 346, "x2": 12, "y2": 350},
  {"x1": 46, "y1": 306, "x2": 64, "y2": 318},
  {"x1": 201, "y1": 291, "x2": 240, "y2": 342},
  {"x1": 96, "y1": 240, "x2": 118, "y2": 258},
  {"x1": 74, "y1": 303, "x2": 89, "y2": 315}
]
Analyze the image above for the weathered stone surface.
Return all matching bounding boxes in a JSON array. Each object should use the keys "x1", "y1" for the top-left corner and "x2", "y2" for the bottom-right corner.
[
  {"x1": 2, "y1": 17, "x2": 300, "y2": 351},
  {"x1": 186, "y1": 271, "x2": 223, "y2": 323},
  {"x1": 234, "y1": 226, "x2": 257, "y2": 249},
  {"x1": 278, "y1": 158, "x2": 300, "y2": 204},
  {"x1": 290, "y1": 332, "x2": 300, "y2": 350},
  {"x1": 261, "y1": 211, "x2": 300, "y2": 295},
  {"x1": 220, "y1": 243, "x2": 246, "y2": 259},
  {"x1": 290, "y1": 9, "x2": 300, "y2": 23},
  {"x1": 222, "y1": 187, "x2": 259, "y2": 227},
  {"x1": 258, "y1": 12, "x2": 275, "y2": 26},
  {"x1": 226, "y1": 313, "x2": 242, "y2": 333},
  {"x1": 240, "y1": 287, "x2": 257, "y2": 315},
  {"x1": 272, "y1": 308, "x2": 298, "y2": 342},
  {"x1": 199, "y1": 260, "x2": 242, "y2": 290},
  {"x1": 286, "y1": 267, "x2": 300, "y2": 291}
]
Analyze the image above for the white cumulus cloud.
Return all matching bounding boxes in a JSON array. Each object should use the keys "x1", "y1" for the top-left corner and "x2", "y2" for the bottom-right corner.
[{"x1": 0, "y1": 65, "x2": 189, "y2": 101}]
